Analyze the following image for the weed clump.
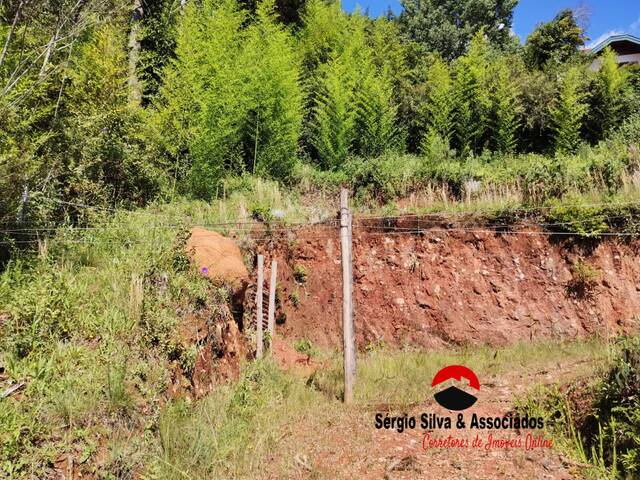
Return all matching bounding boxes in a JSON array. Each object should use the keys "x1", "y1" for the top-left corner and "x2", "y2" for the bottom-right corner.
[
  {"x1": 293, "y1": 264, "x2": 308, "y2": 283},
  {"x1": 569, "y1": 259, "x2": 601, "y2": 294}
]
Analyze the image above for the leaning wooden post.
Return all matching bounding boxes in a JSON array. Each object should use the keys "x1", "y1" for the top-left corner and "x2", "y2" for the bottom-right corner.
[
  {"x1": 267, "y1": 260, "x2": 278, "y2": 350},
  {"x1": 340, "y1": 188, "x2": 356, "y2": 403},
  {"x1": 256, "y1": 254, "x2": 264, "y2": 359}
]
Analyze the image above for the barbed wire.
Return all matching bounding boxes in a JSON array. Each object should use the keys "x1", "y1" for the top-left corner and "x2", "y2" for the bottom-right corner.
[
  {"x1": 0, "y1": 211, "x2": 638, "y2": 235},
  {"x1": 2, "y1": 224, "x2": 639, "y2": 247},
  {"x1": 3, "y1": 195, "x2": 640, "y2": 246}
]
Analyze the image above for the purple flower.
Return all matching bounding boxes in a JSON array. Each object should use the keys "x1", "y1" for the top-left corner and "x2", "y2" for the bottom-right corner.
[{"x1": 201, "y1": 266, "x2": 209, "y2": 275}]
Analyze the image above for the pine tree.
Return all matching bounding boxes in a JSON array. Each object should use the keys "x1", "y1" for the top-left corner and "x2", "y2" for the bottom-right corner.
[{"x1": 552, "y1": 65, "x2": 588, "y2": 153}]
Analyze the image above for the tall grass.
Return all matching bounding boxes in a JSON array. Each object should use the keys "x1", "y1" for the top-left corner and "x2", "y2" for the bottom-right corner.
[{"x1": 155, "y1": 360, "x2": 328, "y2": 479}]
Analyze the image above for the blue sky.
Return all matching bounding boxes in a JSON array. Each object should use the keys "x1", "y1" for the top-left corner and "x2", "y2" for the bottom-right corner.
[{"x1": 341, "y1": 0, "x2": 640, "y2": 47}]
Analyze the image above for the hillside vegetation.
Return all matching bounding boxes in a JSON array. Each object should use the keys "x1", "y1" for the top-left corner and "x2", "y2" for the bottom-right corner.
[
  {"x1": 2, "y1": 0, "x2": 640, "y2": 260},
  {"x1": 2, "y1": 0, "x2": 640, "y2": 478}
]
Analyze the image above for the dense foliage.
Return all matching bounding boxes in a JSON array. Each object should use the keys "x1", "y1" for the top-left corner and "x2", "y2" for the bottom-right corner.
[
  {"x1": 523, "y1": 9, "x2": 586, "y2": 69},
  {"x1": 399, "y1": 0, "x2": 518, "y2": 60},
  {"x1": 1, "y1": 0, "x2": 640, "y2": 254}
]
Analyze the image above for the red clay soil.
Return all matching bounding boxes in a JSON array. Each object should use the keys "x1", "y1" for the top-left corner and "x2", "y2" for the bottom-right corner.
[
  {"x1": 167, "y1": 303, "x2": 247, "y2": 401},
  {"x1": 256, "y1": 220, "x2": 640, "y2": 349},
  {"x1": 271, "y1": 338, "x2": 318, "y2": 375},
  {"x1": 186, "y1": 227, "x2": 249, "y2": 303}
]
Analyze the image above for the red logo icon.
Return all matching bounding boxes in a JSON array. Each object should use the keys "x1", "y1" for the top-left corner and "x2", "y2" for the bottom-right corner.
[{"x1": 432, "y1": 365, "x2": 480, "y2": 411}]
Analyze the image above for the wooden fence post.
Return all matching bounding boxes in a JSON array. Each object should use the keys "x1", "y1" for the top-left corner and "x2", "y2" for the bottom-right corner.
[
  {"x1": 340, "y1": 188, "x2": 356, "y2": 403},
  {"x1": 256, "y1": 254, "x2": 264, "y2": 359},
  {"x1": 267, "y1": 260, "x2": 277, "y2": 350}
]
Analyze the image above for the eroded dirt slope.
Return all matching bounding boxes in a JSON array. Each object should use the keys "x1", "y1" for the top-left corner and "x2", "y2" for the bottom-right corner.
[{"x1": 258, "y1": 221, "x2": 640, "y2": 348}]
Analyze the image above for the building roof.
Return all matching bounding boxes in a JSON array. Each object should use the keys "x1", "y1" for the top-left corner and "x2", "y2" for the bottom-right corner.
[{"x1": 590, "y1": 34, "x2": 640, "y2": 54}]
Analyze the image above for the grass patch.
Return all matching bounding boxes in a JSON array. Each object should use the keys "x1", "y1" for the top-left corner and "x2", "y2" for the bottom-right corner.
[
  {"x1": 314, "y1": 339, "x2": 609, "y2": 405},
  {"x1": 155, "y1": 360, "x2": 328, "y2": 479},
  {"x1": 156, "y1": 338, "x2": 608, "y2": 478}
]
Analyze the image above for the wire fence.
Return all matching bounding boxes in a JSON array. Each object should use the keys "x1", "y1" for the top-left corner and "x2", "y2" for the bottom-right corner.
[{"x1": 2, "y1": 197, "x2": 640, "y2": 246}]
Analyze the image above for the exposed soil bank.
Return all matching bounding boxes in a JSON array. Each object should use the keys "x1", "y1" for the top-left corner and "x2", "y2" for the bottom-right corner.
[{"x1": 256, "y1": 219, "x2": 640, "y2": 349}]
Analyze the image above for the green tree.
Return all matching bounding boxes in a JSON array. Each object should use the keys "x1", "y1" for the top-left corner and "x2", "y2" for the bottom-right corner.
[
  {"x1": 585, "y1": 47, "x2": 629, "y2": 141},
  {"x1": 517, "y1": 68, "x2": 556, "y2": 152},
  {"x1": 399, "y1": 0, "x2": 517, "y2": 60},
  {"x1": 138, "y1": 0, "x2": 181, "y2": 103},
  {"x1": 310, "y1": 11, "x2": 400, "y2": 167},
  {"x1": 156, "y1": 0, "x2": 303, "y2": 197},
  {"x1": 298, "y1": 0, "x2": 348, "y2": 78},
  {"x1": 552, "y1": 65, "x2": 588, "y2": 153},
  {"x1": 419, "y1": 56, "x2": 454, "y2": 153},
  {"x1": 0, "y1": 1, "x2": 162, "y2": 247},
  {"x1": 451, "y1": 31, "x2": 491, "y2": 155},
  {"x1": 354, "y1": 65, "x2": 401, "y2": 157},
  {"x1": 311, "y1": 57, "x2": 354, "y2": 169},
  {"x1": 491, "y1": 57, "x2": 522, "y2": 153},
  {"x1": 297, "y1": 0, "x2": 349, "y2": 157},
  {"x1": 238, "y1": 0, "x2": 307, "y2": 25},
  {"x1": 64, "y1": 24, "x2": 164, "y2": 208},
  {"x1": 242, "y1": 0, "x2": 303, "y2": 179},
  {"x1": 524, "y1": 9, "x2": 586, "y2": 69},
  {"x1": 368, "y1": 17, "x2": 409, "y2": 100},
  {"x1": 174, "y1": 0, "x2": 248, "y2": 197}
]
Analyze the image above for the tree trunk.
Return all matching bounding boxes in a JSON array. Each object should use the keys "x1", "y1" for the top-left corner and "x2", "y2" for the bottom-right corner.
[
  {"x1": 0, "y1": 0, "x2": 25, "y2": 70},
  {"x1": 128, "y1": 0, "x2": 143, "y2": 105},
  {"x1": 39, "y1": 30, "x2": 58, "y2": 79}
]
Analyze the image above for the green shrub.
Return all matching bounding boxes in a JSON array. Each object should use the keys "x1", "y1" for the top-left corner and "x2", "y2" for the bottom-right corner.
[
  {"x1": 569, "y1": 259, "x2": 601, "y2": 291},
  {"x1": 293, "y1": 338, "x2": 318, "y2": 356},
  {"x1": 249, "y1": 202, "x2": 274, "y2": 223},
  {"x1": 519, "y1": 337, "x2": 640, "y2": 478},
  {"x1": 292, "y1": 264, "x2": 308, "y2": 284},
  {"x1": 545, "y1": 200, "x2": 608, "y2": 237},
  {"x1": 343, "y1": 153, "x2": 425, "y2": 202},
  {"x1": 594, "y1": 337, "x2": 640, "y2": 476}
]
